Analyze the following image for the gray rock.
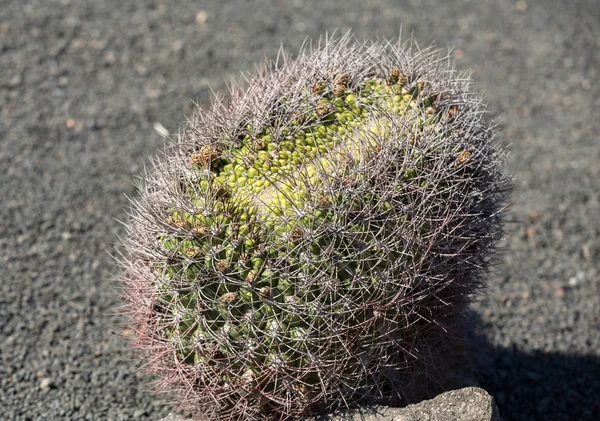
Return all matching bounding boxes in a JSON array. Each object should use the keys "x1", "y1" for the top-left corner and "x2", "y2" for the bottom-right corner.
[
  {"x1": 161, "y1": 387, "x2": 499, "y2": 421},
  {"x1": 316, "y1": 387, "x2": 500, "y2": 421}
]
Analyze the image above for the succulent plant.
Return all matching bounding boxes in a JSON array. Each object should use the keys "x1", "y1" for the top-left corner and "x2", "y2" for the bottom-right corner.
[{"x1": 118, "y1": 33, "x2": 508, "y2": 421}]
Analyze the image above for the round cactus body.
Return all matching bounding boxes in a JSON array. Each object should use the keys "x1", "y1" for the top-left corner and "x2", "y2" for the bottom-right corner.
[{"x1": 119, "y1": 34, "x2": 507, "y2": 421}]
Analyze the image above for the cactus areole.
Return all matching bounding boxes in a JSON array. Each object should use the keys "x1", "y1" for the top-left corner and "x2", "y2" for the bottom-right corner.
[{"x1": 119, "y1": 34, "x2": 507, "y2": 421}]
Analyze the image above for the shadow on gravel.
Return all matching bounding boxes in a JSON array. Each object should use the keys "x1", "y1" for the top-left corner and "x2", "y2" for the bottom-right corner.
[{"x1": 463, "y1": 314, "x2": 600, "y2": 421}]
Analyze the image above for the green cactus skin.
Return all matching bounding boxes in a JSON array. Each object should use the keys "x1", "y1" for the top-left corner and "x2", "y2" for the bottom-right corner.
[{"x1": 119, "y1": 33, "x2": 508, "y2": 421}]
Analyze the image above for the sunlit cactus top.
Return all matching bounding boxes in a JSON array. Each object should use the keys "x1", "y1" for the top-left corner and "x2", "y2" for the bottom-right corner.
[{"x1": 119, "y1": 33, "x2": 508, "y2": 421}]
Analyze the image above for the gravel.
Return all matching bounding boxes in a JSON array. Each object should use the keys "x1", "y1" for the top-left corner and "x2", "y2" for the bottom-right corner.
[{"x1": 1, "y1": 0, "x2": 598, "y2": 420}]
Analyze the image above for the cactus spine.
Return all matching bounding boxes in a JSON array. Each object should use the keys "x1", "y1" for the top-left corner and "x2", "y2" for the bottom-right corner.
[{"x1": 118, "y1": 33, "x2": 508, "y2": 421}]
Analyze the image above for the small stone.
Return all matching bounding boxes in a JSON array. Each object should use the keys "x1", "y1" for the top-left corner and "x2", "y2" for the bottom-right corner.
[
  {"x1": 581, "y1": 244, "x2": 591, "y2": 259},
  {"x1": 66, "y1": 118, "x2": 75, "y2": 129},
  {"x1": 525, "y1": 210, "x2": 541, "y2": 223},
  {"x1": 133, "y1": 409, "x2": 146, "y2": 418},
  {"x1": 172, "y1": 39, "x2": 184, "y2": 51},
  {"x1": 17, "y1": 233, "x2": 30, "y2": 244},
  {"x1": 135, "y1": 64, "x2": 148, "y2": 75},
  {"x1": 146, "y1": 87, "x2": 161, "y2": 99},
  {"x1": 40, "y1": 378, "x2": 53, "y2": 390},
  {"x1": 71, "y1": 38, "x2": 84, "y2": 50},
  {"x1": 195, "y1": 10, "x2": 208, "y2": 24},
  {"x1": 515, "y1": 1, "x2": 527, "y2": 11},
  {"x1": 104, "y1": 51, "x2": 117, "y2": 65}
]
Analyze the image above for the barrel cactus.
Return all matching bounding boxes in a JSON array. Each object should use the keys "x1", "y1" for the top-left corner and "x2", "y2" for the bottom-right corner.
[{"x1": 118, "y1": 34, "x2": 507, "y2": 421}]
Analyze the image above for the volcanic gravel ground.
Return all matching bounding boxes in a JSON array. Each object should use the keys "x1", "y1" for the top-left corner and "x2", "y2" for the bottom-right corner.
[{"x1": 1, "y1": 0, "x2": 598, "y2": 420}]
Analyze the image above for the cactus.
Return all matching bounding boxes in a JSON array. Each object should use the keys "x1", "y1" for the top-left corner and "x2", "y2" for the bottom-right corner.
[{"x1": 118, "y1": 33, "x2": 508, "y2": 421}]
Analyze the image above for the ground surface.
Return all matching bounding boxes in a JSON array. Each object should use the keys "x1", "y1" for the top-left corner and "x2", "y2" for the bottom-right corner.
[{"x1": 1, "y1": 0, "x2": 599, "y2": 420}]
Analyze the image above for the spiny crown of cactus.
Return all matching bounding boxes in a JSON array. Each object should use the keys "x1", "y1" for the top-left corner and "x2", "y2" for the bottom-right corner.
[{"x1": 119, "y1": 33, "x2": 508, "y2": 421}]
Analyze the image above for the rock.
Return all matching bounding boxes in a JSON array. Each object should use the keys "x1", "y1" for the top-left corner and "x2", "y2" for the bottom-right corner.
[
  {"x1": 39, "y1": 378, "x2": 54, "y2": 391},
  {"x1": 316, "y1": 387, "x2": 500, "y2": 421},
  {"x1": 160, "y1": 387, "x2": 499, "y2": 421}
]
